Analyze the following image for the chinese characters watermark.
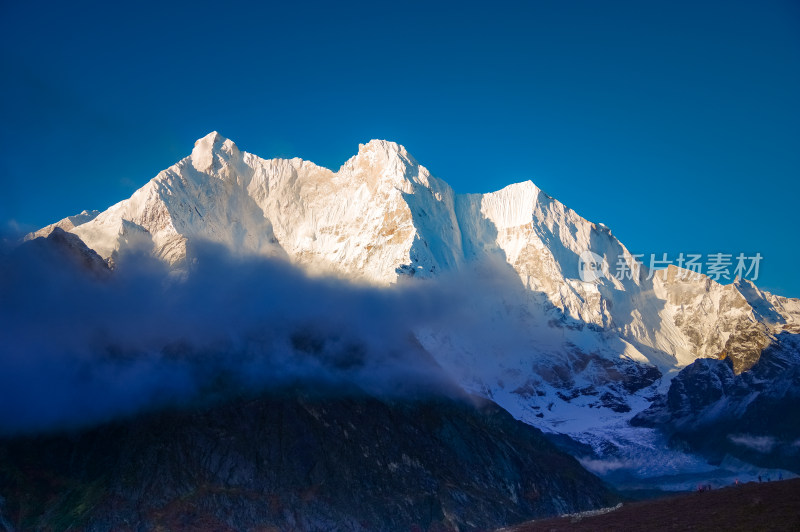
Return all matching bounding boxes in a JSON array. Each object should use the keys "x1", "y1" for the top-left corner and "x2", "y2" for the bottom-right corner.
[{"x1": 578, "y1": 252, "x2": 762, "y2": 283}]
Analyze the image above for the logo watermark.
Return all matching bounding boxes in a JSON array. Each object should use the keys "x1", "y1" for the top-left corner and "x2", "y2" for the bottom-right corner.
[
  {"x1": 578, "y1": 250, "x2": 609, "y2": 283},
  {"x1": 578, "y1": 252, "x2": 762, "y2": 283}
]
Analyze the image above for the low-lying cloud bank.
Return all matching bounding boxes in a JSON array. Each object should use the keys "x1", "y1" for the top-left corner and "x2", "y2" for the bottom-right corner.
[{"x1": 0, "y1": 232, "x2": 539, "y2": 435}]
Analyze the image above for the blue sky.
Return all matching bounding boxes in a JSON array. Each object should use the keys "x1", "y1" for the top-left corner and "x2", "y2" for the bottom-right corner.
[{"x1": 1, "y1": 0, "x2": 798, "y2": 296}]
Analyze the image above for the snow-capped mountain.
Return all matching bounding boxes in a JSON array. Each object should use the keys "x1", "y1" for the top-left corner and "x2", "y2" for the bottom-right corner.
[
  {"x1": 31, "y1": 132, "x2": 800, "y2": 487},
  {"x1": 34, "y1": 132, "x2": 800, "y2": 363}
]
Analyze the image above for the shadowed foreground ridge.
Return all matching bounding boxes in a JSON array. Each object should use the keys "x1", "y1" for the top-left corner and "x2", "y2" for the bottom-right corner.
[
  {"x1": 0, "y1": 390, "x2": 616, "y2": 531},
  {"x1": 501, "y1": 478, "x2": 800, "y2": 532}
]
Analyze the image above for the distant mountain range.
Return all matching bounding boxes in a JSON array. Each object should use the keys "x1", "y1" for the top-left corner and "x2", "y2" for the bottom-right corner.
[{"x1": 21, "y1": 132, "x2": 800, "y2": 493}]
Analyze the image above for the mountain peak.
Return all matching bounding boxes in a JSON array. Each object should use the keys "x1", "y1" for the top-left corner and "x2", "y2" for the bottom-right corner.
[
  {"x1": 349, "y1": 139, "x2": 420, "y2": 175},
  {"x1": 356, "y1": 139, "x2": 418, "y2": 163},
  {"x1": 194, "y1": 130, "x2": 229, "y2": 148},
  {"x1": 191, "y1": 131, "x2": 238, "y2": 172},
  {"x1": 496, "y1": 179, "x2": 539, "y2": 195},
  {"x1": 358, "y1": 139, "x2": 402, "y2": 155}
]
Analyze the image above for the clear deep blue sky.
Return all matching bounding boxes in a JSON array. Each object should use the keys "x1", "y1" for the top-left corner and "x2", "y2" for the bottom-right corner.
[{"x1": 1, "y1": 0, "x2": 798, "y2": 296}]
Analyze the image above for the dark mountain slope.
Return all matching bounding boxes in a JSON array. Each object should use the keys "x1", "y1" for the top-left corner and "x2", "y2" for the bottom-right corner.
[{"x1": 0, "y1": 389, "x2": 617, "y2": 531}]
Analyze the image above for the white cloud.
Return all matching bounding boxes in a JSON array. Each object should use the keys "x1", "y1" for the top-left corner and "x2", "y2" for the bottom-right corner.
[{"x1": 728, "y1": 434, "x2": 777, "y2": 453}]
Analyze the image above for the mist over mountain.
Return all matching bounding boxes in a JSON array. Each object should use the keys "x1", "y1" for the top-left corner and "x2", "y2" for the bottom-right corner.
[{"x1": 0, "y1": 228, "x2": 494, "y2": 434}]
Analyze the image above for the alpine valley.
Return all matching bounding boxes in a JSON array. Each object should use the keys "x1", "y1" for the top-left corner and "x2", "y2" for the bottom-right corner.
[{"x1": 3, "y1": 132, "x2": 799, "y2": 530}]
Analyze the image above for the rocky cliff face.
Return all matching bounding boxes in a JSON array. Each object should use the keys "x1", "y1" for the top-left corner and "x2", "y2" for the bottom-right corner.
[
  {"x1": 653, "y1": 269, "x2": 800, "y2": 374},
  {"x1": 632, "y1": 332, "x2": 800, "y2": 473},
  {"x1": 0, "y1": 390, "x2": 617, "y2": 532},
  {"x1": 19, "y1": 227, "x2": 110, "y2": 278}
]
